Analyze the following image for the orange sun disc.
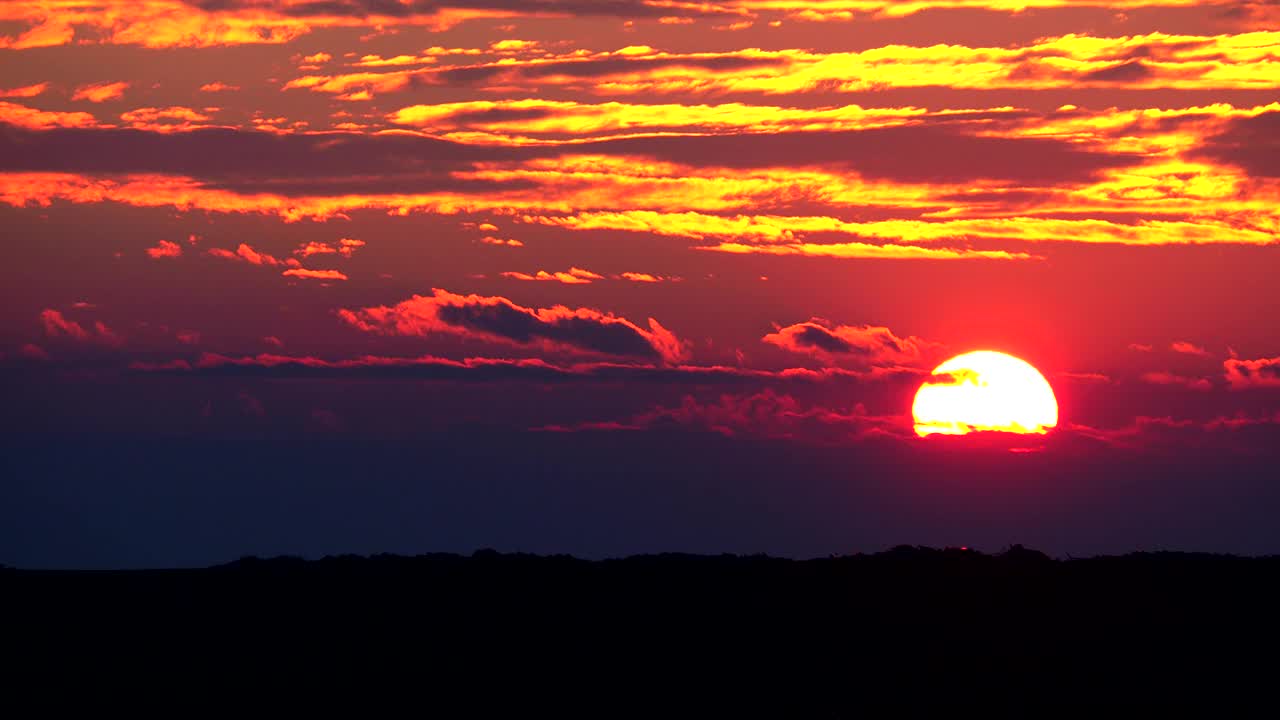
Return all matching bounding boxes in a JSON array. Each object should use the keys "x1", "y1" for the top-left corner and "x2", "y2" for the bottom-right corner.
[{"x1": 912, "y1": 350, "x2": 1059, "y2": 437}]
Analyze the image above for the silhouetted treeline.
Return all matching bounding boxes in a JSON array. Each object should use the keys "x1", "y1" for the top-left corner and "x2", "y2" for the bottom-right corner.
[{"x1": 7, "y1": 545, "x2": 1280, "y2": 713}]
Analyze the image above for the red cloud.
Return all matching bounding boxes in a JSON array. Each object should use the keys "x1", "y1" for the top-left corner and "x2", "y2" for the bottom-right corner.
[
  {"x1": 1140, "y1": 371, "x2": 1212, "y2": 391},
  {"x1": 763, "y1": 319, "x2": 938, "y2": 366},
  {"x1": 1171, "y1": 341, "x2": 1210, "y2": 357},
  {"x1": 339, "y1": 289, "x2": 687, "y2": 363},
  {"x1": 71, "y1": 81, "x2": 128, "y2": 103},
  {"x1": 145, "y1": 239, "x2": 182, "y2": 259},
  {"x1": 39, "y1": 309, "x2": 121, "y2": 346},
  {"x1": 283, "y1": 268, "x2": 349, "y2": 281},
  {"x1": 19, "y1": 343, "x2": 49, "y2": 360},
  {"x1": 1224, "y1": 356, "x2": 1280, "y2": 388}
]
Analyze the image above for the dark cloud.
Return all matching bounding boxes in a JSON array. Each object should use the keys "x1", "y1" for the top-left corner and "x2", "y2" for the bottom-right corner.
[
  {"x1": 762, "y1": 320, "x2": 938, "y2": 366},
  {"x1": 0, "y1": 120, "x2": 1143, "y2": 187},
  {"x1": 540, "y1": 389, "x2": 912, "y2": 442},
  {"x1": 434, "y1": 55, "x2": 785, "y2": 87},
  {"x1": 185, "y1": 0, "x2": 729, "y2": 19},
  {"x1": 1080, "y1": 60, "x2": 1155, "y2": 83},
  {"x1": 338, "y1": 289, "x2": 687, "y2": 363},
  {"x1": 128, "y1": 352, "x2": 887, "y2": 385},
  {"x1": 586, "y1": 125, "x2": 1144, "y2": 183},
  {"x1": 1194, "y1": 111, "x2": 1280, "y2": 177}
]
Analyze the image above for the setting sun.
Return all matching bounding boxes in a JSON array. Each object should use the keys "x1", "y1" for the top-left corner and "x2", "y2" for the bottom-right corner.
[{"x1": 912, "y1": 351, "x2": 1059, "y2": 437}]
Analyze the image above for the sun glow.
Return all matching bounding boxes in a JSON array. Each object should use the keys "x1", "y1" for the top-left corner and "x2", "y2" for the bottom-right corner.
[{"x1": 912, "y1": 351, "x2": 1059, "y2": 437}]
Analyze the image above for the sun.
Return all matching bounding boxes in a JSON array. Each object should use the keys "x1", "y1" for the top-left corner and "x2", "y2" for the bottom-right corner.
[{"x1": 912, "y1": 351, "x2": 1059, "y2": 437}]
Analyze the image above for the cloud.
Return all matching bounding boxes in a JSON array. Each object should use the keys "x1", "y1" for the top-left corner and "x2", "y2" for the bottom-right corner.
[
  {"x1": 763, "y1": 320, "x2": 938, "y2": 367},
  {"x1": 479, "y1": 236, "x2": 524, "y2": 247},
  {"x1": 530, "y1": 211, "x2": 1274, "y2": 248},
  {"x1": 338, "y1": 289, "x2": 687, "y2": 363},
  {"x1": 1066, "y1": 412, "x2": 1280, "y2": 450},
  {"x1": 71, "y1": 81, "x2": 129, "y2": 103},
  {"x1": 19, "y1": 343, "x2": 49, "y2": 360},
  {"x1": 1224, "y1": 356, "x2": 1280, "y2": 388},
  {"x1": 145, "y1": 239, "x2": 182, "y2": 259},
  {"x1": 0, "y1": 102, "x2": 98, "y2": 130},
  {"x1": 39, "y1": 309, "x2": 122, "y2": 346},
  {"x1": 0, "y1": 83, "x2": 48, "y2": 98},
  {"x1": 283, "y1": 268, "x2": 349, "y2": 281},
  {"x1": 500, "y1": 267, "x2": 603, "y2": 284},
  {"x1": 1171, "y1": 341, "x2": 1210, "y2": 356},
  {"x1": 1194, "y1": 110, "x2": 1280, "y2": 178},
  {"x1": 702, "y1": 242, "x2": 1037, "y2": 261},
  {"x1": 294, "y1": 237, "x2": 365, "y2": 258},
  {"x1": 198, "y1": 82, "x2": 239, "y2": 93},
  {"x1": 208, "y1": 243, "x2": 287, "y2": 266},
  {"x1": 1140, "y1": 371, "x2": 1213, "y2": 391},
  {"x1": 538, "y1": 389, "x2": 912, "y2": 442},
  {"x1": 119, "y1": 106, "x2": 213, "y2": 131},
  {"x1": 128, "y1": 352, "x2": 888, "y2": 387},
  {"x1": 619, "y1": 272, "x2": 664, "y2": 283}
]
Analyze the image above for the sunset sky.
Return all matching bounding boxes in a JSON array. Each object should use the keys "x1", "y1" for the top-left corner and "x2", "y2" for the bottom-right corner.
[{"x1": 3, "y1": 0, "x2": 1279, "y2": 568}]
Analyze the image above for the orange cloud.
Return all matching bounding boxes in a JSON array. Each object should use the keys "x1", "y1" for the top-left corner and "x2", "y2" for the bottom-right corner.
[
  {"x1": 339, "y1": 289, "x2": 687, "y2": 363},
  {"x1": 198, "y1": 82, "x2": 239, "y2": 93},
  {"x1": 293, "y1": 238, "x2": 365, "y2": 258},
  {"x1": 0, "y1": 15, "x2": 73, "y2": 49},
  {"x1": 619, "y1": 272, "x2": 664, "y2": 283},
  {"x1": 501, "y1": 267, "x2": 603, "y2": 284},
  {"x1": 283, "y1": 268, "x2": 349, "y2": 281},
  {"x1": 703, "y1": 242, "x2": 1036, "y2": 261},
  {"x1": 526, "y1": 211, "x2": 1277, "y2": 247},
  {"x1": 0, "y1": 102, "x2": 98, "y2": 129},
  {"x1": 479, "y1": 236, "x2": 524, "y2": 247},
  {"x1": 119, "y1": 106, "x2": 213, "y2": 131},
  {"x1": 145, "y1": 239, "x2": 182, "y2": 259},
  {"x1": 0, "y1": 82, "x2": 48, "y2": 98},
  {"x1": 208, "y1": 243, "x2": 285, "y2": 266},
  {"x1": 71, "y1": 81, "x2": 129, "y2": 103}
]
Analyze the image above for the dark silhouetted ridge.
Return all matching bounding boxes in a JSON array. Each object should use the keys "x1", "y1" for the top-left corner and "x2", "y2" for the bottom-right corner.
[{"x1": 6, "y1": 546, "x2": 1279, "y2": 713}]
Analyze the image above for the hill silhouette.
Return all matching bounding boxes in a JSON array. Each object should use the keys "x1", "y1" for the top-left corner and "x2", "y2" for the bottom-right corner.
[{"x1": 6, "y1": 545, "x2": 1279, "y2": 712}]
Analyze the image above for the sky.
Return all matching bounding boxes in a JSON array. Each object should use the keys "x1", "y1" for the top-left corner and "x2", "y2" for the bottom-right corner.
[{"x1": 2, "y1": 0, "x2": 1279, "y2": 568}]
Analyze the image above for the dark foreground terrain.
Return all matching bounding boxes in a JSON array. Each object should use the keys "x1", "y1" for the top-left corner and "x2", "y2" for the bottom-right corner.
[{"x1": 7, "y1": 546, "x2": 1280, "y2": 713}]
